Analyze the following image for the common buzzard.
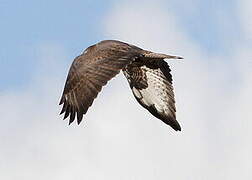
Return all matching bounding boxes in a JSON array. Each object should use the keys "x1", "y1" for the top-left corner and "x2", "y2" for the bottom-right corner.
[{"x1": 59, "y1": 40, "x2": 183, "y2": 131}]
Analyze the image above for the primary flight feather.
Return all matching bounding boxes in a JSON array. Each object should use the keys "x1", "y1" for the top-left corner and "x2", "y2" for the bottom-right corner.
[{"x1": 59, "y1": 40, "x2": 183, "y2": 131}]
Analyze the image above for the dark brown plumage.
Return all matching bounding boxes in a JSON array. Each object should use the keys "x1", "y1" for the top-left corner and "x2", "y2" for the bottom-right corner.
[{"x1": 59, "y1": 40, "x2": 183, "y2": 131}]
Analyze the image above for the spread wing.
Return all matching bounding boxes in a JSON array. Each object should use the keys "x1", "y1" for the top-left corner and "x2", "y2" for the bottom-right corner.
[
  {"x1": 123, "y1": 60, "x2": 181, "y2": 131},
  {"x1": 59, "y1": 40, "x2": 142, "y2": 125}
]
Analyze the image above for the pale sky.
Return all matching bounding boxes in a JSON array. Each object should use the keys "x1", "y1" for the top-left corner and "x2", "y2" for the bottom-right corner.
[{"x1": 0, "y1": 0, "x2": 251, "y2": 179}]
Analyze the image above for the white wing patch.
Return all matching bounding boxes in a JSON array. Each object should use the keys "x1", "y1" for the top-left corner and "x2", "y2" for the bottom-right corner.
[
  {"x1": 135, "y1": 66, "x2": 175, "y2": 117},
  {"x1": 124, "y1": 61, "x2": 180, "y2": 131}
]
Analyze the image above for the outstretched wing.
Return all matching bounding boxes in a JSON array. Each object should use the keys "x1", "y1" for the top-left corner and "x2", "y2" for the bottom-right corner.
[
  {"x1": 59, "y1": 40, "x2": 142, "y2": 125},
  {"x1": 123, "y1": 60, "x2": 181, "y2": 131}
]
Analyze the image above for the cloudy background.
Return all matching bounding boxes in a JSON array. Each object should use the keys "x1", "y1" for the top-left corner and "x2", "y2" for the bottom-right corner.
[{"x1": 0, "y1": 0, "x2": 251, "y2": 179}]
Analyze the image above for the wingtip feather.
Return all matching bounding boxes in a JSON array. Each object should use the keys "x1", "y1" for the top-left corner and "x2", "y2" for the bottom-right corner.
[
  {"x1": 166, "y1": 117, "x2": 181, "y2": 131},
  {"x1": 77, "y1": 112, "x2": 83, "y2": 125},
  {"x1": 173, "y1": 124, "x2": 182, "y2": 131},
  {"x1": 59, "y1": 96, "x2": 64, "y2": 105},
  {"x1": 69, "y1": 107, "x2": 76, "y2": 125},
  {"x1": 60, "y1": 102, "x2": 67, "y2": 115},
  {"x1": 63, "y1": 106, "x2": 70, "y2": 120}
]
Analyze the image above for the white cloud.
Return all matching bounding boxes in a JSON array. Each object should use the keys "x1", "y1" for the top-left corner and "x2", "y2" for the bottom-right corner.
[{"x1": 1, "y1": 1, "x2": 251, "y2": 180}]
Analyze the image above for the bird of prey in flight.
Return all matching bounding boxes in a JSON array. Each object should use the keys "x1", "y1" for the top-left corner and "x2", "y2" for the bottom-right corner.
[{"x1": 59, "y1": 40, "x2": 183, "y2": 131}]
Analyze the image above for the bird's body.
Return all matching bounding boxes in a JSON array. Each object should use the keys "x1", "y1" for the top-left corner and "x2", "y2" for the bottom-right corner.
[{"x1": 59, "y1": 40, "x2": 182, "y2": 131}]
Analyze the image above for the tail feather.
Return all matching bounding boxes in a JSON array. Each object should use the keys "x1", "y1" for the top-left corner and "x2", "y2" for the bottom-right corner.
[{"x1": 144, "y1": 52, "x2": 183, "y2": 59}]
